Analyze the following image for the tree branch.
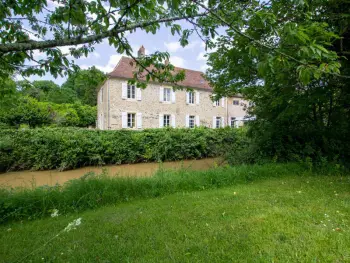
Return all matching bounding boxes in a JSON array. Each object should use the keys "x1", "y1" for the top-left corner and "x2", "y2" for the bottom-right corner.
[{"x1": 0, "y1": 13, "x2": 207, "y2": 53}]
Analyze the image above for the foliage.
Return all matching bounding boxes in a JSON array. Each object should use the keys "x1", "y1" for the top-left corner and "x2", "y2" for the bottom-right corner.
[
  {"x1": 0, "y1": 97, "x2": 96, "y2": 129},
  {"x1": 205, "y1": 0, "x2": 350, "y2": 164},
  {"x1": 61, "y1": 66, "x2": 107, "y2": 106},
  {"x1": 0, "y1": 127, "x2": 240, "y2": 172},
  {"x1": 0, "y1": 162, "x2": 313, "y2": 223},
  {"x1": 0, "y1": 0, "x2": 205, "y2": 85}
]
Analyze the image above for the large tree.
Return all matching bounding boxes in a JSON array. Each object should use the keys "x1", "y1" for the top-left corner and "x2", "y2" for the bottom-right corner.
[
  {"x1": 204, "y1": 0, "x2": 350, "y2": 162},
  {"x1": 62, "y1": 66, "x2": 106, "y2": 106}
]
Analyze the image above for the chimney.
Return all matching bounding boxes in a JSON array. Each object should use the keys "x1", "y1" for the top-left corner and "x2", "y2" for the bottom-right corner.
[{"x1": 138, "y1": 45, "x2": 145, "y2": 57}]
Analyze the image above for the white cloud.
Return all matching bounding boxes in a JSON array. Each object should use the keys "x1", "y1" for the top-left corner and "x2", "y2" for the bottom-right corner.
[
  {"x1": 164, "y1": 42, "x2": 182, "y2": 52},
  {"x1": 94, "y1": 54, "x2": 122, "y2": 73},
  {"x1": 196, "y1": 51, "x2": 206, "y2": 61},
  {"x1": 169, "y1": 56, "x2": 186, "y2": 68},
  {"x1": 200, "y1": 64, "x2": 209, "y2": 72},
  {"x1": 164, "y1": 40, "x2": 201, "y2": 53}
]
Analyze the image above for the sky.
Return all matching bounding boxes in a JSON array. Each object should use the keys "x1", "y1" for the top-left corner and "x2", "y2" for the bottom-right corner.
[{"x1": 27, "y1": 20, "x2": 210, "y2": 86}]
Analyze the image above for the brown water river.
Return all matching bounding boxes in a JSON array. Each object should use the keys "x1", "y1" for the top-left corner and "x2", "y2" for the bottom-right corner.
[{"x1": 0, "y1": 158, "x2": 220, "y2": 188}]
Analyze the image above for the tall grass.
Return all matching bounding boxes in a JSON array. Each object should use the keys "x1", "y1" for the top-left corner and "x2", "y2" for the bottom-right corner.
[{"x1": 0, "y1": 162, "x2": 324, "y2": 224}]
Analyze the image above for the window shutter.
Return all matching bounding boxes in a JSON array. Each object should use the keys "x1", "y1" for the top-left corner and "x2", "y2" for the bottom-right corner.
[
  {"x1": 159, "y1": 87, "x2": 164, "y2": 102},
  {"x1": 186, "y1": 92, "x2": 189, "y2": 104},
  {"x1": 171, "y1": 90, "x2": 176, "y2": 103},
  {"x1": 121, "y1": 112, "x2": 127, "y2": 128},
  {"x1": 171, "y1": 114, "x2": 176, "y2": 128},
  {"x1": 196, "y1": 91, "x2": 200, "y2": 105},
  {"x1": 185, "y1": 114, "x2": 189, "y2": 128},
  {"x1": 136, "y1": 88, "x2": 142, "y2": 101},
  {"x1": 196, "y1": 115, "x2": 200, "y2": 126},
  {"x1": 221, "y1": 97, "x2": 225, "y2": 107},
  {"x1": 213, "y1": 116, "x2": 216, "y2": 128},
  {"x1": 136, "y1": 113, "x2": 142, "y2": 129},
  {"x1": 159, "y1": 114, "x2": 163, "y2": 128},
  {"x1": 122, "y1": 83, "x2": 127, "y2": 99},
  {"x1": 221, "y1": 117, "x2": 225, "y2": 127}
]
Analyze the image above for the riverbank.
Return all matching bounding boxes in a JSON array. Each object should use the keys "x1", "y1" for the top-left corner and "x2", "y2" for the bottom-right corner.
[
  {"x1": 0, "y1": 158, "x2": 221, "y2": 188},
  {"x1": 1, "y1": 173, "x2": 349, "y2": 262}
]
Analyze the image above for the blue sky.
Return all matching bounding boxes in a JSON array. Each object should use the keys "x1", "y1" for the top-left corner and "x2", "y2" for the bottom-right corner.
[{"x1": 28, "y1": 21, "x2": 210, "y2": 85}]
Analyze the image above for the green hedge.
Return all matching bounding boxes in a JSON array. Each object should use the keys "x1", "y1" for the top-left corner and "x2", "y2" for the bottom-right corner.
[{"x1": 0, "y1": 127, "x2": 239, "y2": 172}]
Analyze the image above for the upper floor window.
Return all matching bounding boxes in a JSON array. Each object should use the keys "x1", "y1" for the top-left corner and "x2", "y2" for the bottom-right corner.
[
  {"x1": 163, "y1": 88, "x2": 171, "y2": 102},
  {"x1": 127, "y1": 113, "x2": 135, "y2": 128},
  {"x1": 187, "y1": 91, "x2": 195, "y2": 104},
  {"x1": 127, "y1": 85, "x2": 136, "y2": 99},
  {"x1": 214, "y1": 100, "x2": 220, "y2": 106},
  {"x1": 189, "y1": 115, "x2": 195, "y2": 128},
  {"x1": 216, "y1": 117, "x2": 222, "y2": 128},
  {"x1": 233, "y1": 100, "x2": 240, "y2": 105}
]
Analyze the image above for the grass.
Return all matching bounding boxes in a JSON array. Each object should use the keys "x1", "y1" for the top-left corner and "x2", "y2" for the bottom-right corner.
[
  {"x1": 0, "y1": 163, "x2": 309, "y2": 223},
  {"x1": 1, "y1": 173, "x2": 349, "y2": 262}
]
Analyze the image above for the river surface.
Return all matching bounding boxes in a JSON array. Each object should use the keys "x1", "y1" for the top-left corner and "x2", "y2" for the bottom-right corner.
[{"x1": 0, "y1": 158, "x2": 220, "y2": 188}]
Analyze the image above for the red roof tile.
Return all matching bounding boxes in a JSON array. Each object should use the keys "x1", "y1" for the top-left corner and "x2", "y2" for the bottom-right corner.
[{"x1": 108, "y1": 56, "x2": 212, "y2": 91}]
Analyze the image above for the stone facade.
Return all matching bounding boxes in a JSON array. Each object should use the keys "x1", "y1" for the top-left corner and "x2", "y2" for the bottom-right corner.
[{"x1": 97, "y1": 77, "x2": 249, "y2": 130}]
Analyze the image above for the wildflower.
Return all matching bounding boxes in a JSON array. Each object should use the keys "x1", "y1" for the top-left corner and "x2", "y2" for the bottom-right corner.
[
  {"x1": 63, "y1": 218, "x2": 82, "y2": 232},
  {"x1": 50, "y1": 209, "x2": 59, "y2": 218},
  {"x1": 297, "y1": 191, "x2": 302, "y2": 194},
  {"x1": 325, "y1": 214, "x2": 329, "y2": 218},
  {"x1": 233, "y1": 192, "x2": 237, "y2": 195}
]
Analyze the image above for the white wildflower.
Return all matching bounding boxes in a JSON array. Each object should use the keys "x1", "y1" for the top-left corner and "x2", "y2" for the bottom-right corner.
[
  {"x1": 63, "y1": 218, "x2": 82, "y2": 232},
  {"x1": 51, "y1": 209, "x2": 59, "y2": 218}
]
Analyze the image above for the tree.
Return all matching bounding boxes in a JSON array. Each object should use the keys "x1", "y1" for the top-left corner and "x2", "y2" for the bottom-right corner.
[
  {"x1": 0, "y1": 0, "x2": 210, "y2": 86},
  {"x1": 204, "y1": 0, "x2": 350, "y2": 162},
  {"x1": 62, "y1": 66, "x2": 106, "y2": 106}
]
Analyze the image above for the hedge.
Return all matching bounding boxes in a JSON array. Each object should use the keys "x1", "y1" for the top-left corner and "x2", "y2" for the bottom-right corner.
[{"x1": 0, "y1": 127, "x2": 240, "y2": 172}]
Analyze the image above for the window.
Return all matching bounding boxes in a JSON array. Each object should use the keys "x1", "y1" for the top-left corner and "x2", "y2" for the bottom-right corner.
[
  {"x1": 233, "y1": 100, "x2": 240, "y2": 105},
  {"x1": 127, "y1": 113, "x2": 135, "y2": 128},
  {"x1": 230, "y1": 117, "x2": 236, "y2": 127},
  {"x1": 189, "y1": 115, "x2": 195, "y2": 128},
  {"x1": 215, "y1": 100, "x2": 220, "y2": 106},
  {"x1": 188, "y1": 92, "x2": 195, "y2": 104},
  {"x1": 127, "y1": 84, "x2": 136, "y2": 99},
  {"x1": 163, "y1": 114, "x2": 170, "y2": 127},
  {"x1": 216, "y1": 117, "x2": 222, "y2": 128},
  {"x1": 163, "y1": 88, "x2": 171, "y2": 102}
]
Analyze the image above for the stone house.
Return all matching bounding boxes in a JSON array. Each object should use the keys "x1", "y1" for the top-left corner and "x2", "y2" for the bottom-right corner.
[{"x1": 97, "y1": 46, "x2": 250, "y2": 130}]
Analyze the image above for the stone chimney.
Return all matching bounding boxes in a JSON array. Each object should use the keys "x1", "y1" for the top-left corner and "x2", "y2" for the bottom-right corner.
[{"x1": 137, "y1": 45, "x2": 145, "y2": 57}]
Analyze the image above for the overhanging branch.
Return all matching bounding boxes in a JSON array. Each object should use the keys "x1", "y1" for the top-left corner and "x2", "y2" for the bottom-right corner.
[{"x1": 0, "y1": 13, "x2": 207, "y2": 53}]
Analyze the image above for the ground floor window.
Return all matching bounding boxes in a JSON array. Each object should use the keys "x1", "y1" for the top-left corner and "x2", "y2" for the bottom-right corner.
[
  {"x1": 127, "y1": 113, "x2": 135, "y2": 128},
  {"x1": 189, "y1": 115, "x2": 195, "y2": 128},
  {"x1": 163, "y1": 114, "x2": 170, "y2": 127},
  {"x1": 216, "y1": 117, "x2": 222, "y2": 128},
  {"x1": 230, "y1": 117, "x2": 236, "y2": 127}
]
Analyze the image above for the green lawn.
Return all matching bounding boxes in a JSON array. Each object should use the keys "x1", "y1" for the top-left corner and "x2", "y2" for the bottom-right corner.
[{"x1": 1, "y1": 175, "x2": 349, "y2": 262}]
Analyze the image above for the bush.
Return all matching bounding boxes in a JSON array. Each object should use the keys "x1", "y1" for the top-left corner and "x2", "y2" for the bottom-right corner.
[
  {"x1": 0, "y1": 162, "x2": 312, "y2": 223},
  {"x1": 0, "y1": 127, "x2": 241, "y2": 172}
]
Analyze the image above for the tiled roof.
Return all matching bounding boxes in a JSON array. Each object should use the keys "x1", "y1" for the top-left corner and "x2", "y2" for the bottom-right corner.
[{"x1": 108, "y1": 56, "x2": 212, "y2": 91}]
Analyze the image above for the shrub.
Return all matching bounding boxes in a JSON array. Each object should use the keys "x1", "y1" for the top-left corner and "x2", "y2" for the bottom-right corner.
[{"x1": 0, "y1": 127, "x2": 240, "y2": 172}]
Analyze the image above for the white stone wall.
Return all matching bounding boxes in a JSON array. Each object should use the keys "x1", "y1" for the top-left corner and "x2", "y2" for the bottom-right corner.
[{"x1": 97, "y1": 78, "x2": 235, "y2": 130}]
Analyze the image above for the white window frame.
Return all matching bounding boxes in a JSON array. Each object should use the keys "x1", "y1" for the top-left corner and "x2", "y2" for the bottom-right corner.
[
  {"x1": 189, "y1": 115, "x2": 195, "y2": 128},
  {"x1": 163, "y1": 88, "x2": 171, "y2": 102},
  {"x1": 233, "y1": 100, "x2": 240, "y2": 106},
  {"x1": 127, "y1": 84, "x2": 136, "y2": 99},
  {"x1": 215, "y1": 117, "x2": 222, "y2": 128},
  {"x1": 214, "y1": 100, "x2": 220, "y2": 106},
  {"x1": 187, "y1": 91, "x2": 195, "y2": 104},
  {"x1": 230, "y1": 117, "x2": 236, "y2": 128},
  {"x1": 163, "y1": 114, "x2": 170, "y2": 127},
  {"x1": 127, "y1": 113, "x2": 136, "y2": 128}
]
